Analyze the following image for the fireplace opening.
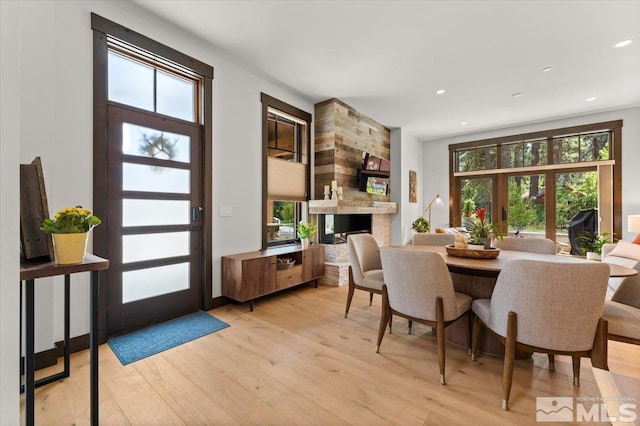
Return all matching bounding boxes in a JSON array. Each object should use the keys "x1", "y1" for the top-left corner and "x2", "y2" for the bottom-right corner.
[{"x1": 318, "y1": 214, "x2": 372, "y2": 244}]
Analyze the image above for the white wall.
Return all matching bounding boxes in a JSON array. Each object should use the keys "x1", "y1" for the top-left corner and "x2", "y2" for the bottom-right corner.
[
  {"x1": 422, "y1": 107, "x2": 640, "y2": 241},
  {"x1": 1, "y1": 1, "x2": 22, "y2": 423},
  {"x1": 1, "y1": 1, "x2": 314, "y2": 422},
  {"x1": 390, "y1": 128, "x2": 424, "y2": 245}
]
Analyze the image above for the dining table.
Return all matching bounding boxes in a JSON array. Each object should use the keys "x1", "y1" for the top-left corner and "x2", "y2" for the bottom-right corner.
[{"x1": 391, "y1": 244, "x2": 638, "y2": 357}]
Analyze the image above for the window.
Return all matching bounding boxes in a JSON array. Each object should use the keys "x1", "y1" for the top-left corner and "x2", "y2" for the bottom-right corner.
[
  {"x1": 261, "y1": 94, "x2": 312, "y2": 249},
  {"x1": 450, "y1": 121, "x2": 622, "y2": 245}
]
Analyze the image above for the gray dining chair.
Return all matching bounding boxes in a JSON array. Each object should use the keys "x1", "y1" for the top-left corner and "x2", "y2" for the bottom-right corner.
[
  {"x1": 602, "y1": 276, "x2": 640, "y2": 345},
  {"x1": 492, "y1": 236, "x2": 556, "y2": 255},
  {"x1": 345, "y1": 234, "x2": 385, "y2": 318},
  {"x1": 413, "y1": 233, "x2": 455, "y2": 246},
  {"x1": 471, "y1": 259, "x2": 610, "y2": 410},
  {"x1": 378, "y1": 247, "x2": 472, "y2": 385}
]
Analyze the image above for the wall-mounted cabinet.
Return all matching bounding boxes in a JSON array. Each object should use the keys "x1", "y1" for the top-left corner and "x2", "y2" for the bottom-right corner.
[{"x1": 222, "y1": 245, "x2": 324, "y2": 311}]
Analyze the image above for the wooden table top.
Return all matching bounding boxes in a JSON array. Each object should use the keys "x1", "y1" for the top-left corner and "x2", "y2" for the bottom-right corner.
[
  {"x1": 390, "y1": 245, "x2": 638, "y2": 278},
  {"x1": 20, "y1": 253, "x2": 109, "y2": 280}
]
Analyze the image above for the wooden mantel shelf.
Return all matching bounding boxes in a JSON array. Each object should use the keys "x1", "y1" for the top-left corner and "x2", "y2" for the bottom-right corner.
[{"x1": 308, "y1": 200, "x2": 398, "y2": 215}]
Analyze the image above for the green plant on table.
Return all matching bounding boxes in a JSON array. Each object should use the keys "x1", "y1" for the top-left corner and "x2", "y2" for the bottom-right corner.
[
  {"x1": 40, "y1": 206, "x2": 101, "y2": 234},
  {"x1": 468, "y1": 207, "x2": 504, "y2": 244}
]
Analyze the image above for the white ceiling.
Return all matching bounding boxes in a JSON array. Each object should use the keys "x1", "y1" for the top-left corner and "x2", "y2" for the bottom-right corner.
[{"x1": 131, "y1": 0, "x2": 640, "y2": 141}]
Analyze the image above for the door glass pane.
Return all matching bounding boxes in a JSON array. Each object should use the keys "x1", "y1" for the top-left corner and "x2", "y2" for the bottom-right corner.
[
  {"x1": 156, "y1": 70, "x2": 195, "y2": 122},
  {"x1": 507, "y1": 175, "x2": 546, "y2": 236},
  {"x1": 555, "y1": 171, "x2": 598, "y2": 250},
  {"x1": 108, "y1": 52, "x2": 154, "y2": 111},
  {"x1": 123, "y1": 232, "x2": 189, "y2": 263},
  {"x1": 123, "y1": 199, "x2": 190, "y2": 226},
  {"x1": 122, "y1": 263, "x2": 189, "y2": 303},
  {"x1": 123, "y1": 123, "x2": 190, "y2": 163},
  {"x1": 123, "y1": 163, "x2": 190, "y2": 193},
  {"x1": 460, "y1": 178, "x2": 493, "y2": 229}
]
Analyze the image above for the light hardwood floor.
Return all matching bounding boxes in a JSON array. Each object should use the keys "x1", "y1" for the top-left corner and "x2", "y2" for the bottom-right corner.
[{"x1": 24, "y1": 283, "x2": 640, "y2": 425}]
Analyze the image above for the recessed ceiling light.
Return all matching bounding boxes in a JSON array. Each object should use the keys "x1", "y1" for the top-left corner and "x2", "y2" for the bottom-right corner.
[
  {"x1": 512, "y1": 92, "x2": 524, "y2": 98},
  {"x1": 542, "y1": 67, "x2": 552, "y2": 72},
  {"x1": 461, "y1": 121, "x2": 468, "y2": 125},
  {"x1": 614, "y1": 39, "x2": 632, "y2": 48},
  {"x1": 586, "y1": 97, "x2": 597, "y2": 102},
  {"x1": 436, "y1": 89, "x2": 446, "y2": 95}
]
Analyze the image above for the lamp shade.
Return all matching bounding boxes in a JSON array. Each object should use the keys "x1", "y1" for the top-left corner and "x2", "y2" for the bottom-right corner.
[{"x1": 628, "y1": 215, "x2": 640, "y2": 233}]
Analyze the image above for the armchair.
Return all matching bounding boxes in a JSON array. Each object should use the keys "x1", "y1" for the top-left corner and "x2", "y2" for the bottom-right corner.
[
  {"x1": 378, "y1": 247, "x2": 472, "y2": 385},
  {"x1": 471, "y1": 259, "x2": 610, "y2": 410},
  {"x1": 345, "y1": 234, "x2": 385, "y2": 318}
]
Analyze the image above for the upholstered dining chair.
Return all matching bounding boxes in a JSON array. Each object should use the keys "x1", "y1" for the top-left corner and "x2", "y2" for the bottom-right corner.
[
  {"x1": 471, "y1": 259, "x2": 610, "y2": 410},
  {"x1": 378, "y1": 247, "x2": 473, "y2": 385},
  {"x1": 492, "y1": 236, "x2": 556, "y2": 255},
  {"x1": 345, "y1": 234, "x2": 385, "y2": 318},
  {"x1": 413, "y1": 233, "x2": 455, "y2": 246},
  {"x1": 602, "y1": 276, "x2": 640, "y2": 345}
]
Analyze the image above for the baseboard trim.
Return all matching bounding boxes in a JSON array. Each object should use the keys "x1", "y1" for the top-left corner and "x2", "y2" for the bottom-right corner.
[
  {"x1": 208, "y1": 295, "x2": 231, "y2": 310},
  {"x1": 20, "y1": 333, "x2": 90, "y2": 374}
]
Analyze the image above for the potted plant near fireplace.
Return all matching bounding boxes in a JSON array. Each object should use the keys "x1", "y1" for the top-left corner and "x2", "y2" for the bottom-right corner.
[
  {"x1": 297, "y1": 221, "x2": 317, "y2": 249},
  {"x1": 411, "y1": 216, "x2": 430, "y2": 233}
]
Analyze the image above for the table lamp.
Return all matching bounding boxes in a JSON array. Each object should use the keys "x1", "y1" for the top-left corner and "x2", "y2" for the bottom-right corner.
[
  {"x1": 424, "y1": 194, "x2": 444, "y2": 232},
  {"x1": 628, "y1": 215, "x2": 640, "y2": 244}
]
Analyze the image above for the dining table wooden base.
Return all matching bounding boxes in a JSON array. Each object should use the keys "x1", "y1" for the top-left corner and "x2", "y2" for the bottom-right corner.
[{"x1": 445, "y1": 272, "x2": 532, "y2": 358}]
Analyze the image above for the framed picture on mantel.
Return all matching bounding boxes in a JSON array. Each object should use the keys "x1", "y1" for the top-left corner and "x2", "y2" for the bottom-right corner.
[{"x1": 409, "y1": 170, "x2": 417, "y2": 203}]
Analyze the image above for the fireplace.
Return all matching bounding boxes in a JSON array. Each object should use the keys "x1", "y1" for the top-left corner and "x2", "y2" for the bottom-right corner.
[{"x1": 318, "y1": 214, "x2": 372, "y2": 244}]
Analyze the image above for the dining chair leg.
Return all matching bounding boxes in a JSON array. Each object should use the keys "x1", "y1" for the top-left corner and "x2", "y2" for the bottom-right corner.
[
  {"x1": 591, "y1": 318, "x2": 609, "y2": 371},
  {"x1": 548, "y1": 354, "x2": 555, "y2": 371},
  {"x1": 436, "y1": 297, "x2": 446, "y2": 385},
  {"x1": 471, "y1": 314, "x2": 481, "y2": 361},
  {"x1": 345, "y1": 267, "x2": 355, "y2": 318},
  {"x1": 369, "y1": 292, "x2": 374, "y2": 306},
  {"x1": 572, "y1": 356, "x2": 581, "y2": 386},
  {"x1": 408, "y1": 320, "x2": 413, "y2": 335},
  {"x1": 388, "y1": 313, "x2": 393, "y2": 334},
  {"x1": 466, "y1": 311, "x2": 472, "y2": 355},
  {"x1": 376, "y1": 285, "x2": 391, "y2": 353},
  {"x1": 501, "y1": 311, "x2": 517, "y2": 411}
]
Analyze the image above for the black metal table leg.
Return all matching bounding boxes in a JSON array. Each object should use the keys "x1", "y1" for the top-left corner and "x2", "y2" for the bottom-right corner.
[
  {"x1": 90, "y1": 270, "x2": 99, "y2": 426},
  {"x1": 25, "y1": 279, "x2": 35, "y2": 426},
  {"x1": 63, "y1": 274, "x2": 70, "y2": 378}
]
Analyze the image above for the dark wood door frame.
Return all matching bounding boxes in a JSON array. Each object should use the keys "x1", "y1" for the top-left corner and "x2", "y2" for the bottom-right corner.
[{"x1": 92, "y1": 14, "x2": 213, "y2": 343}]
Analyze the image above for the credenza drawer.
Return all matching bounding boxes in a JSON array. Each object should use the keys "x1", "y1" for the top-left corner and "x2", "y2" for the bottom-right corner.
[{"x1": 276, "y1": 265, "x2": 303, "y2": 290}]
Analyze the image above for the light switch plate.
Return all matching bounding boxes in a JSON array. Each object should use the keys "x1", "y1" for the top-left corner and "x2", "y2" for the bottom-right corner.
[{"x1": 219, "y1": 206, "x2": 232, "y2": 217}]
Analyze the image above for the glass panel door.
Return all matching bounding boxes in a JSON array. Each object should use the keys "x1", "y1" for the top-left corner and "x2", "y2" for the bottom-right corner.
[
  {"x1": 555, "y1": 171, "x2": 598, "y2": 253},
  {"x1": 460, "y1": 177, "x2": 493, "y2": 229},
  {"x1": 106, "y1": 105, "x2": 203, "y2": 334},
  {"x1": 506, "y1": 174, "x2": 546, "y2": 237}
]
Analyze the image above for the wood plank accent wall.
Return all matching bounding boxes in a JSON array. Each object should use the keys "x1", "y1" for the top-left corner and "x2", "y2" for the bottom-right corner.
[{"x1": 314, "y1": 98, "x2": 391, "y2": 202}]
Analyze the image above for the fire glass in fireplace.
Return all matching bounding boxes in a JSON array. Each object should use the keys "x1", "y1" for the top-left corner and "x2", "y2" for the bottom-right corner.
[{"x1": 318, "y1": 214, "x2": 372, "y2": 244}]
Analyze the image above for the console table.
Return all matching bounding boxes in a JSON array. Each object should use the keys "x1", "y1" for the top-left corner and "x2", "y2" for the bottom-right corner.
[
  {"x1": 20, "y1": 254, "x2": 109, "y2": 426},
  {"x1": 222, "y1": 245, "x2": 324, "y2": 311}
]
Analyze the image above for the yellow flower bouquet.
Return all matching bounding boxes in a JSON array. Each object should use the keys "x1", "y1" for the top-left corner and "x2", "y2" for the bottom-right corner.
[{"x1": 41, "y1": 206, "x2": 101, "y2": 234}]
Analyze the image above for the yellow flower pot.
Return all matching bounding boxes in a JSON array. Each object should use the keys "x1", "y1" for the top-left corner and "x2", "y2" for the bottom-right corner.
[{"x1": 52, "y1": 232, "x2": 88, "y2": 265}]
